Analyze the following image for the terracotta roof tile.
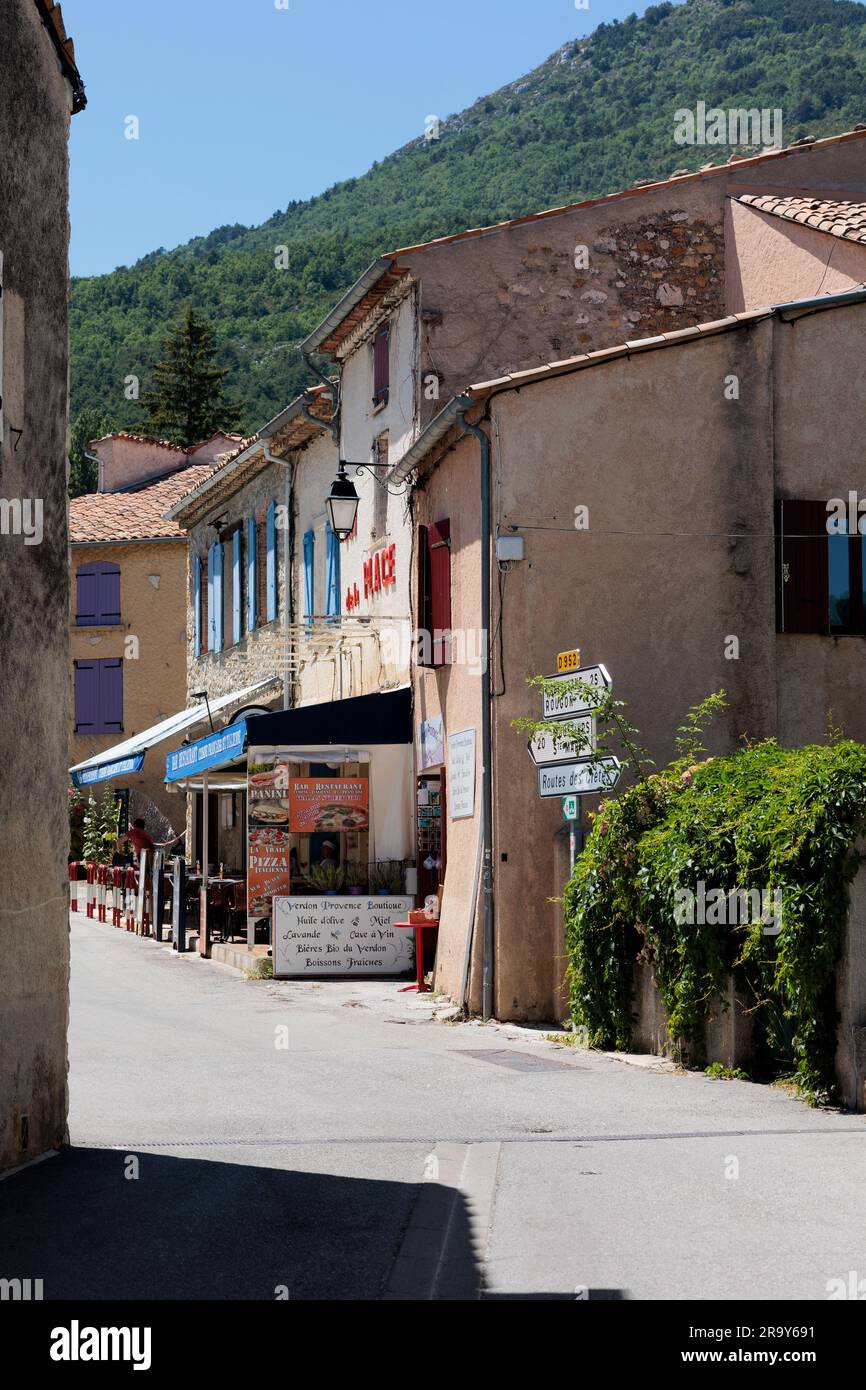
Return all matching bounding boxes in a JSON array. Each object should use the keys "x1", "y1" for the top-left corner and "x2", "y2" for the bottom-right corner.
[
  {"x1": 34, "y1": 1, "x2": 86, "y2": 111},
  {"x1": 739, "y1": 194, "x2": 866, "y2": 245},
  {"x1": 69, "y1": 464, "x2": 219, "y2": 544}
]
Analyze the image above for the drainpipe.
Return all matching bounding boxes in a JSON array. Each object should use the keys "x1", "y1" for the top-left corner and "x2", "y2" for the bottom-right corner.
[
  {"x1": 84, "y1": 448, "x2": 103, "y2": 492},
  {"x1": 456, "y1": 407, "x2": 494, "y2": 1022},
  {"x1": 260, "y1": 442, "x2": 292, "y2": 711}
]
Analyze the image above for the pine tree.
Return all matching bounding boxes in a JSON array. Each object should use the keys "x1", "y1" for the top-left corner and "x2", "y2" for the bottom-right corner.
[{"x1": 137, "y1": 307, "x2": 243, "y2": 447}]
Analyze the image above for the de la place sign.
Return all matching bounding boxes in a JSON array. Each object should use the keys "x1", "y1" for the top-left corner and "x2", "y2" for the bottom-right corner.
[{"x1": 346, "y1": 543, "x2": 397, "y2": 612}]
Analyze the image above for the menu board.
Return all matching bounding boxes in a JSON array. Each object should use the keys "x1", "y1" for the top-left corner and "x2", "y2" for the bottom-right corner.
[
  {"x1": 247, "y1": 749, "x2": 291, "y2": 918},
  {"x1": 288, "y1": 778, "x2": 369, "y2": 833},
  {"x1": 447, "y1": 728, "x2": 476, "y2": 820},
  {"x1": 273, "y1": 896, "x2": 414, "y2": 978}
]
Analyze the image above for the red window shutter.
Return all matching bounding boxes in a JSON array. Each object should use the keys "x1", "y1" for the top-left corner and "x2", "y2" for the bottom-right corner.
[
  {"x1": 417, "y1": 524, "x2": 431, "y2": 664},
  {"x1": 373, "y1": 323, "x2": 390, "y2": 406},
  {"x1": 428, "y1": 518, "x2": 451, "y2": 666},
  {"x1": 777, "y1": 499, "x2": 829, "y2": 635},
  {"x1": 200, "y1": 553, "x2": 209, "y2": 654}
]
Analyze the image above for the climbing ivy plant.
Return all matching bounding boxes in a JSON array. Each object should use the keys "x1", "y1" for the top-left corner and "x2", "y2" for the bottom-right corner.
[{"x1": 517, "y1": 685, "x2": 866, "y2": 1103}]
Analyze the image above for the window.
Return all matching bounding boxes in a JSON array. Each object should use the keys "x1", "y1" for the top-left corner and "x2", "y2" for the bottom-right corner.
[
  {"x1": 266, "y1": 500, "x2": 278, "y2": 622},
  {"x1": 776, "y1": 498, "x2": 866, "y2": 635},
  {"x1": 246, "y1": 517, "x2": 257, "y2": 631},
  {"x1": 372, "y1": 432, "x2": 389, "y2": 539},
  {"x1": 373, "y1": 322, "x2": 390, "y2": 407},
  {"x1": 208, "y1": 540, "x2": 224, "y2": 653},
  {"x1": 74, "y1": 658, "x2": 123, "y2": 735},
  {"x1": 416, "y1": 519, "x2": 451, "y2": 666},
  {"x1": 232, "y1": 528, "x2": 243, "y2": 645},
  {"x1": 75, "y1": 562, "x2": 120, "y2": 626}
]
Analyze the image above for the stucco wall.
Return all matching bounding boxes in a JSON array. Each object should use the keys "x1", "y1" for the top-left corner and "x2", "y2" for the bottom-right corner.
[
  {"x1": 726, "y1": 199, "x2": 866, "y2": 313},
  {"x1": 339, "y1": 288, "x2": 419, "y2": 464},
  {"x1": 0, "y1": 0, "x2": 74, "y2": 1170},
  {"x1": 418, "y1": 300, "x2": 866, "y2": 1021},
  {"x1": 70, "y1": 540, "x2": 188, "y2": 829}
]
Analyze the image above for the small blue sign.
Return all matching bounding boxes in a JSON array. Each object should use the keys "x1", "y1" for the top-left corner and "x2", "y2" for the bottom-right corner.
[{"x1": 72, "y1": 754, "x2": 146, "y2": 788}]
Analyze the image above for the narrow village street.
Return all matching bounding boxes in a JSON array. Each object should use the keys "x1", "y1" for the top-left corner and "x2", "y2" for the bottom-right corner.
[{"x1": 4, "y1": 914, "x2": 866, "y2": 1303}]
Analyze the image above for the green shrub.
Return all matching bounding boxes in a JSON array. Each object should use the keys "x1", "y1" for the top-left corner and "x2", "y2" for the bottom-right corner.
[{"x1": 564, "y1": 738, "x2": 866, "y2": 1102}]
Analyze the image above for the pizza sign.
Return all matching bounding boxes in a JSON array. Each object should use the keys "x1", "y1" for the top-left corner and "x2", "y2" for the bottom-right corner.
[{"x1": 288, "y1": 778, "x2": 369, "y2": 833}]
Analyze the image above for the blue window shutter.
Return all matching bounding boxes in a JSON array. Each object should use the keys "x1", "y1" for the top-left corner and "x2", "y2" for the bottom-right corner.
[
  {"x1": 266, "y1": 500, "x2": 277, "y2": 622},
  {"x1": 232, "y1": 530, "x2": 242, "y2": 644},
  {"x1": 75, "y1": 565, "x2": 98, "y2": 626},
  {"x1": 74, "y1": 660, "x2": 98, "y2": 733},
  {"x1": 246, "y1": 517, "x2": 257, "y2": 630},
  {"x1": 325, "y1": 520, "x2": 341, "y2": 618},
  {"x1": 193, "y1": 556, "x2": 202, "y2": 657},
  {"x1": 207, "y1": 544, "x2": 216, "y2": 652},
  {"x1": 303, "y1": 530, "x2": 314, "y2": 622},
  {"x1": 213, "y1": 541, "x2": 224, "y2": 653},
  {"x1": 99, "y1": 658, "x2": 124, "y2": 734},
  {"x1": 97, "y1": 563, "x2": 121, "y2": 624}
]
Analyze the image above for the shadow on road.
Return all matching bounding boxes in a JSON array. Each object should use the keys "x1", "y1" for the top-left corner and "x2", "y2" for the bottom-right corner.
[{"x1": 0, "y1": 1147, "x2": 470, "y2": 1301}]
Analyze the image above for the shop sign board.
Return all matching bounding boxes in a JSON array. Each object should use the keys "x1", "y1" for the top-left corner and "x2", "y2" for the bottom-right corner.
[
  {"x1": 288, "y1": 778, "x2": 369, "y2": 833},
  {"x1": 273, "y1": 896, "x2": 415, "y2": 978},
  {"x1": 447, "y1": 728, "x2": 476, "y2": 819}
]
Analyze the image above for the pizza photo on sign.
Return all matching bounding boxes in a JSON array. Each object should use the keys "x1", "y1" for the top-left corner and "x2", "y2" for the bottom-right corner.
[{"x1": 289, "y1": 778, "x2": 369, "y2": 834}]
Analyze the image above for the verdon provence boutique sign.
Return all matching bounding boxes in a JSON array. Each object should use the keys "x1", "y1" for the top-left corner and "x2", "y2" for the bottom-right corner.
[{"x1": 272, "y1": 896, "x2": 415, "y2": 979}]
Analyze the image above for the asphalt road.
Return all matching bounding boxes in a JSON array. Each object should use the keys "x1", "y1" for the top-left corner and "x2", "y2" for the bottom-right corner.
[{"x1": 3, "y1": 914, "x2": 866, "y2": 1300}]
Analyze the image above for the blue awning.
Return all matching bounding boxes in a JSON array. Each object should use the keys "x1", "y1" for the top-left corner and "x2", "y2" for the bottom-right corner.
[{"x1": 165, "y1": 721, "x2": 247, "y2": 783}]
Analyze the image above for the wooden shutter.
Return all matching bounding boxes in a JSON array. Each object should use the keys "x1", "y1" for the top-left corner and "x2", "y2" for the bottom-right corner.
[
  {"x1": 232, "y1": 528, "x2": 242, "y2": 645},
  {"x1": 75, "y1": 565, "x2": 98, "y2": 626},
  {"x1": 373, "y1": 322, "x2": 390, "y2": 406},
  {"x1": 266, "y1": 500, "x2": 277, "y2": 622},
  {"x1": 429, "y1": 519, "x2": 452, "y2": 666},
  {"x1": 73, "y1": 659, "x2": 99, "y2": 733},
  {"x1": 97, "y1": 564, "x2": 121, "y2": 624},
  {"x1": 193, "y1": 555, "x2": 202, "y2": 658},
  {"x1": 303, "y1": 530, "x2": 315, "y2": 623},
  {"x1": 417, "y1": 524, "x2": 432, "y2": 665},
  {"x1": 212, "y1": 541, "x2": 224, "y2": 653},
  {"x1": 99, "y1": 658, "x2": 124, "y2": 734},
  {"x1": 257, "y1": 515, "x2": 268, "y2": 625},
  {"x1": 325, "y1": 520, "x2": 340, "y2": 618},
  {"x1": 246, "y1": 517, "x2": 257, "y2": 631},
  {"x1": 200, "y1": 552, "x2": 209, "y2": 655},
  {"x1": 777, "y1": 499, "x2": 828, "y2": 635}
]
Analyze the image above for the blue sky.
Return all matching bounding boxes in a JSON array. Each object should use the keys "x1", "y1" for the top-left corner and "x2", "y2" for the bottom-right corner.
[{"x1": 68, "y1": 0, "x2": 654, "y2": 278}]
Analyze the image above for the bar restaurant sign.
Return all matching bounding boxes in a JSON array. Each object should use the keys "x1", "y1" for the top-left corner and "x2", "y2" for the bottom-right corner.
[
  {"x1": 288, "y1": 778, "x2": 369, "y2": 833},
  {"x1": 273, "y1": 896, "x2": 414, "y2": 978}
]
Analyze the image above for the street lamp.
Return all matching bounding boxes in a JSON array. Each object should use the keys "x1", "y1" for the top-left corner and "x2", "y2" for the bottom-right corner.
[
  {"x1": 191, "y1": 690, "x2": 215, "y2": 734},
  {"x1": 325, "y1": 462, "x2": 360, "y2": 539}
]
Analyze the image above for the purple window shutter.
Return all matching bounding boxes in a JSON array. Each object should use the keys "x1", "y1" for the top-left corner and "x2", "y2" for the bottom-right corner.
[
  {"x1": 74, "y1": 660, "x2": 99, "y2": 733},
  {"x1": 99, "y1": 658, "x2": 124, "y2": 734},
  {"x1": 97, "y1": 564, "x2": 121, "y2": 624},
  {"x1": 76, "y1": 566, "x2": 99, "y2": 626}
]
